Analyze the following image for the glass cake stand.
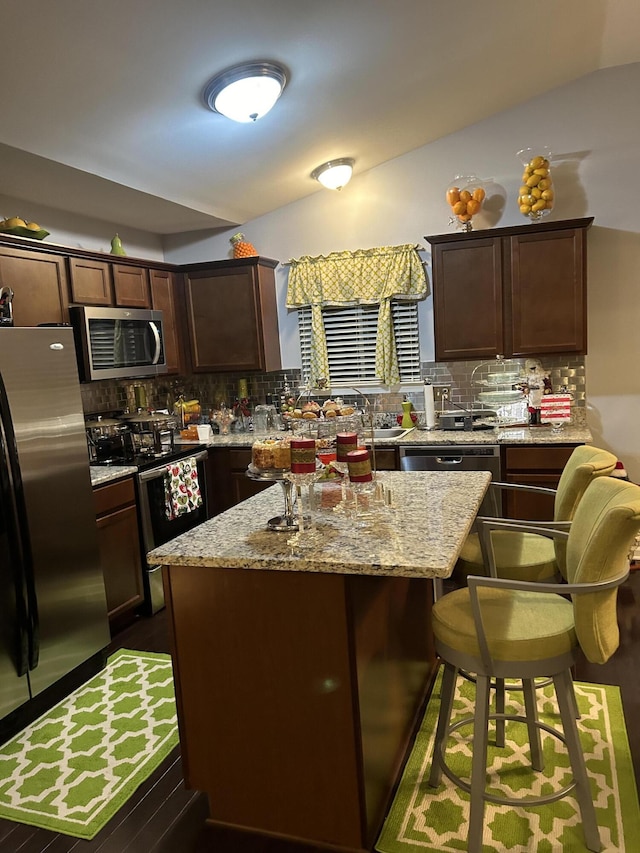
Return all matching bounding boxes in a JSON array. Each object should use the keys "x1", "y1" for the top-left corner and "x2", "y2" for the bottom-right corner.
[{"x1": 246, "y1": 465, "x2": 298, "y2": 531}]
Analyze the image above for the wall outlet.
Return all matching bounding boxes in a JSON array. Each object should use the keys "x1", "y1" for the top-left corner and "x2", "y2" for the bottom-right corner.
[{"x1": 432, "y1": 385, "x2": 451, "y2": 408}]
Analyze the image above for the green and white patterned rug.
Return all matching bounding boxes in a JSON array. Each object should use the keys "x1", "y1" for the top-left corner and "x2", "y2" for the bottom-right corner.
[
  {"x1": 377, "y1": 668, "x2": 640, "y2": 852},
  {"x1": 0, "y1": 649, "x2": 179, "y2": 839}
]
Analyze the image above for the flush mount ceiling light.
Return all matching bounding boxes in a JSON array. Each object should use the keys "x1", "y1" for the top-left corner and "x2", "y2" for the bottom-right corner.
[
  {"x1": 203, "y1": 61, "x2": 287, "y2": 123},
  {"x1": 311, "y1": 158, "x2": 355, "y2": 191}
]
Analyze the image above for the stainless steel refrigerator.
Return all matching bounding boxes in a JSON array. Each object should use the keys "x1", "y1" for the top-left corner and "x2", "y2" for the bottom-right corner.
[{"x1": 0, "y1": 327, "x2": 110, "y2": 736}]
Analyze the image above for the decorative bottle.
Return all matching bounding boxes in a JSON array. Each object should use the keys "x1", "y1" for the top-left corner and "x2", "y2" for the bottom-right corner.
[{"x1": 401, "y1": 401, "x2": 414, "y2": 429}]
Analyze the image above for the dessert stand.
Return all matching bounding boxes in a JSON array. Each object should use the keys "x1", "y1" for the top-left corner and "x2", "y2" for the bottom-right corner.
[{"x1": 246, "y1": 465, "x2": 299, "y2": 531}]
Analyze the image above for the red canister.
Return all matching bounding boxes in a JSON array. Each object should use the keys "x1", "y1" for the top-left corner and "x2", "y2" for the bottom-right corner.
[
  {"x1": 336, "y1": 431, "x2": 358, "y2": 462},
  {"x1": 290, "y1": 438, "x2": 316, "y2": 473},
  {"x1": 346, "y1": 448, "x2": 373, "y2": 482}
]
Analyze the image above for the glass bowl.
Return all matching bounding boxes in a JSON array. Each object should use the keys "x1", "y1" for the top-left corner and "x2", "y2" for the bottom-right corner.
[{"x1": 446, "y1": 175, "x2": 486, "y2": 231}]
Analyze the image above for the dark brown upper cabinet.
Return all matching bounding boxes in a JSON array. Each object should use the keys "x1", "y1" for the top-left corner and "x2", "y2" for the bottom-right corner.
[
  {"x1": 0, "y1": 247, "x2": 70, "y2": 326},
  {"x1": 69, "y1": 259, "x2": 151, "y2": 308},
  {"x1": 149, "y1": 268, "x2": 182, "y2": 374},
  {"x1": 183, "y1": 257, "x2": 281, "y2": 373},
  {"x1": 426, "y1": 217, "x2": 593, "y2": 361},
  {"x1": 113, "y1": 263, "x2": 151, "y2": 308},
  {"x1": 69, "y1": 257, "x2": 113, "y2": 306}
]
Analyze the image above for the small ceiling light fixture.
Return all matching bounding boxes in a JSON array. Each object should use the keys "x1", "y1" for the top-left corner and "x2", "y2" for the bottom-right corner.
[
  {"x1": 311, "y1": 158, "x2": 355, "y2": 191},
  {"x1": 203, "y1": 61, "x2": 288, "y2": 123}
]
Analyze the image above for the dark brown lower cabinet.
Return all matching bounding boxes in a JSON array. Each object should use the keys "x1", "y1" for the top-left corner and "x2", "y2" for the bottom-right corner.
[
  {"x1": 206, "y1": 447, "x2": 272, "y2": 517},
  {"x1": 164, "y1": 564, "x2": 435, "y2": 851},
  {"x1": 93, "y1": 477, "x2": 144, "y2": 625},
  {"x1": 502, "y1": 444, "x2": 577, "y2": 519},
  {"x1": 368, "y1": 446, "x2": 399, "y2": 470}
]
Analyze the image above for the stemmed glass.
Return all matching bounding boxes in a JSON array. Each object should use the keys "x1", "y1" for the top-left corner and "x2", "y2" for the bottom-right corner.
[
  {"x1": 333, "y1": 432, "x2": 358, "y2": 514},
  {"x1": 286, "y1": 471, "x2": 323, "y2": 549},
  {"x1": 286, "y1": 437, "x2": 323, "y2": 549}
]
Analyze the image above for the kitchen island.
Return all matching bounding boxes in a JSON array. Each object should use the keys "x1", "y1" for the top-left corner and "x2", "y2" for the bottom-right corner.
[{"x1": 150, "y1": 470, "x2": 490, "y2": 852}]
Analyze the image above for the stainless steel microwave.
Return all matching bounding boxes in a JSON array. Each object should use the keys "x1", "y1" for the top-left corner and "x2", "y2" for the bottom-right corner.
[{"x1": 69, "y1": 305, "x2": 168, "y2": 381}]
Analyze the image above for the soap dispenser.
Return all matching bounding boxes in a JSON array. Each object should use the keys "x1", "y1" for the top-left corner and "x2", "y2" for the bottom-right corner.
[{"x1": 401, "y1": 400, "x2": 414, "y2": 429}]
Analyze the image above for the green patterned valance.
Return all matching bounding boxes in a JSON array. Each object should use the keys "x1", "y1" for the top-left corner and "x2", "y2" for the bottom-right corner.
[
  {"x1": 285, "y1": 244, "x2": 427, "y2": 308},
  {"x1": 286, "y1": 244, "x2": 427, "y2": 386}
]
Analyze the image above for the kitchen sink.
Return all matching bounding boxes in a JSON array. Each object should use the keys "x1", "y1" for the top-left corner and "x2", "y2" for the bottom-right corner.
[{"x1": 372, "y1": 427, "x2": 411, "y2": 438}]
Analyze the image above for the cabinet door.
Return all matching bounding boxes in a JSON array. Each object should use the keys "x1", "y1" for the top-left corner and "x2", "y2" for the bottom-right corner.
[
  {"x1": 206, "y1": 447, "x2": 273, "y2": 516},
  {"x1": 96, "y1": 504, "x2": 144, "y2": 620},
  {"x1": 150, "y1": 268, "x2": 181, "y2": 373},
  {"x1": 508, "y1": 226, "x2": 587, "y2": 356},
  {"x1": 185, "y1": 261, "x2": 281, "y2": 372},
  {"x1": 503, "y1": 444, "x2": 575, "y2": 520},
  {"x1": 231, "y1": 472, "x2": 273, "y2": 506},
  {"x1": 69, "y1": 257, "x2": 113, "y2": 305},
  {"x1": 503, "y1": 473, "x2": 559, "y2": 520},
  {"x1": 432, "y1": 237, "x2": 504, "y2": 360},
  {"x1": 0, "y1": 248, "x2": 69, "y2": 326},
  {"x1": 113, "y1": 264, "x2": 151, "y2": 307},
  {"x1": 369, "y1": 448, "x2": 398, "y2": 470}
]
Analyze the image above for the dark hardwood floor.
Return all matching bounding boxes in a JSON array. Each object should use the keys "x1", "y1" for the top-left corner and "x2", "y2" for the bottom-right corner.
[{"x1": 1, "y1": 572, "x2": 639, "y2": 853}]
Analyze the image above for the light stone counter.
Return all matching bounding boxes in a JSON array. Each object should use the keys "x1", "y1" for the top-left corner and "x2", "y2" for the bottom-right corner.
[
  {"x1": 148, "y1": 469, "x2": 490, "y2": 579},
  {"x1": 90, "y1": 465, "x2": 138, "y2": 487},
  {"x1": 179, "y1": 423, "x2": 592, "y2": 449}
]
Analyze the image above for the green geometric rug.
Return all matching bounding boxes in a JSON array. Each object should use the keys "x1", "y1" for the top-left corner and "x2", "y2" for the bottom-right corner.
[
  {"x1": 0, "y1": 649, "x2": 179, "y2": 840},
  {"x1": 376, "y1": 668, "x2": 640, "y2": 852}
]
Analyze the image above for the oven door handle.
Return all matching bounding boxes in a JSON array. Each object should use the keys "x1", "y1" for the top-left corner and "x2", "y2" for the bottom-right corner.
[{"x1": 137, "y1": 449, "x2": 209, "y2": 483}]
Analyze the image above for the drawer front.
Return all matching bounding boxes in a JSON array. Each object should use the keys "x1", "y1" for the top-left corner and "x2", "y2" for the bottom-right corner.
[
  {"x1": 504, "y1": 445, "x2": 577, "y2": 473},
  {"x1": 93, "y1": 477, "x2": 136, "y2": 516}
]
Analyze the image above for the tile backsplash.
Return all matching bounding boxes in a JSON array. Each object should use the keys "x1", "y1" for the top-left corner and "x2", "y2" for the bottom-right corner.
[{"x1": 80, "y1": 354, "x2": 586, "y2": 422}]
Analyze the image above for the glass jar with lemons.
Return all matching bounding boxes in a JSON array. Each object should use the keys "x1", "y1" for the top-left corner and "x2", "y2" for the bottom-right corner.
[
  {"x1": 445, "y1": 175, "x2": 486, "y2": 232},
  {"x1": 516, "y1": 147, "x2": 554, "y2": 221}
]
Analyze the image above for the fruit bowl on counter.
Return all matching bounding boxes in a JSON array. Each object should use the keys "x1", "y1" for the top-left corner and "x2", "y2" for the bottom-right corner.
[{"x1": 0, "y1": 217, "x2": 49, "y2": 240}]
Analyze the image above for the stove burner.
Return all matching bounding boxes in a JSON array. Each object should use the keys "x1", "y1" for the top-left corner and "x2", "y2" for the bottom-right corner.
[{"x1": 90, "y1": 443, "x2": 205, "y2": 472}]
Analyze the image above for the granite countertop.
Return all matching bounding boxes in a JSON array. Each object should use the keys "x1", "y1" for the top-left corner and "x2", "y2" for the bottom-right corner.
[
  {"x1": 180, "y1": 423, "x2": 592, "y2": 449},
  {"x1": 90, "y1": 465, "x2": 138, "y2": 487},
  {"x1": 148, "y1": 470, "x2": 491, "y2": 580},
  {"x1": 91, "y1": 422, "x2": 591, "y2": 488}
]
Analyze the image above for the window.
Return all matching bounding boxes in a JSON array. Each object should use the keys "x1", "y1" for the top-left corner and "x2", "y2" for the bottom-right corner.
[{"x1": 298, "y1": 301, "x2": 421, "y2": 387}]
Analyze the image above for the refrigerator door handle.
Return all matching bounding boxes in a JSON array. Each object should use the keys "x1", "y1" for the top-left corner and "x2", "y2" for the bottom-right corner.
[{"x1": 0, "y1": 371, "x2": 39, "y2": 672}]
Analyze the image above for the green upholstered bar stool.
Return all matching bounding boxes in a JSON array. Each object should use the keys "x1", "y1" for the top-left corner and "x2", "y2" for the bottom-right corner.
[
  {"x1": 455, "y1": 445, "x2": 618, "y2": 583},
  {"x1": 456, "y1": 445, "x2": 617, "y2": 745},
  {"x1": 428, "y1": 476, "x2": 640, "y2": 853}
]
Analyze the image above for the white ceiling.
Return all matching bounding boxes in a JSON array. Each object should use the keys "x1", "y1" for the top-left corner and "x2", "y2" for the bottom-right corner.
[{"x1": 0, "y1": 0, "x2": 638, "y2": 235}]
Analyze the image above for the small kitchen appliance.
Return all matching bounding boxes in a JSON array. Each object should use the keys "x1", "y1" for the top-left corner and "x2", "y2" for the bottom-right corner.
[
  {"x1": 69, "y1": 305, "x2": 168, "y2": 382},
  {"x1": 118, "y1": 411, "x2": 177, "y2": 456},
  {"x1": 0, "y1": 286, "x2": 14, "y2": 327}
]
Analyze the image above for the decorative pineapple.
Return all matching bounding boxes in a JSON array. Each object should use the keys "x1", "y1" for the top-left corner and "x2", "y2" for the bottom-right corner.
[{"x1": 230, "y1": 232, "x2": 258, "y2": 259}]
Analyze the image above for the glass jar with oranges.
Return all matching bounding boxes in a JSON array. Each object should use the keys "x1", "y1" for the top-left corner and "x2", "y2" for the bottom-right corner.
[
  {"x1": 516, "y1": 147, "x2": 554, "y2": 221},
  {"x1": 445, "y1": 175, "x2": 486, "y2": 232}
]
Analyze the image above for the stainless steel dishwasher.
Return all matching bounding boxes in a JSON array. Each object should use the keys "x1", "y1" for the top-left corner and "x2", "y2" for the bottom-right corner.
[{"x1": 399, "y1": 445, "x2": 501, "y2": 515}]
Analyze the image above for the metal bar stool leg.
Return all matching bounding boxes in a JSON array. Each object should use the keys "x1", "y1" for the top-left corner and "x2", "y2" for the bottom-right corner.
[
  {"x1": 522, "y1": 678, "x2": 543, "y2": 772},
  {"x1": 554, "y1": 670, "x2": 602, "y2": 852},
  {"x1": 468, "y1": 674, "x2": 491, "y2": 853},
  {"x1": 494, "y1": 677, "x2": 505, "y2": 747},
  {"x1": 428, "y1": 663, "x2": 459, "y2": 788}
]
